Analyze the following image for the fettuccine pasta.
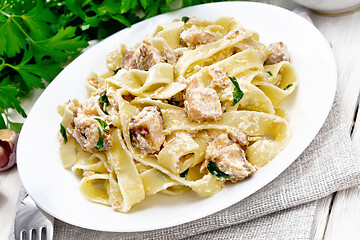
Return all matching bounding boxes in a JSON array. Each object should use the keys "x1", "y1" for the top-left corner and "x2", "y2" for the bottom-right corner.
[{"x1": 58, "y1": 17, "x2": 297, "y2": 212}]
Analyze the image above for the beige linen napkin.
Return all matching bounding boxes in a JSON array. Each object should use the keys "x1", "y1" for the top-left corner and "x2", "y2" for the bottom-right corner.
[{"x1": 10, "y1": 2, "x2": 360, "y2": 240}]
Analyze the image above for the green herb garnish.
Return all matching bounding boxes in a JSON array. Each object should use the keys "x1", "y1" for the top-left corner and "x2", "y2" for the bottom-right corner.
[
  {"x1": 114, "y1": 68, "x2": 121, "y2": 74},
  {"x1": 164, "y1": 59, "x2": 168, "y2": 63},
  {"x1": 166, "y1": 98, "x2": 180, "y2": 106},
  {"x1": 283, "y1": 83, "x2": 293, "y2": 90},
  {"x1": 60, "y1": 123, "x2": 67, "y2": 144},
  {"x1": 267, "y1": 71, "x2": 273, "y2": 76},
  {"x1": 180, "y1": 169, "x2": 189, "y2": 178},
  {"x1": 80, "y1": 132, "x2": 87, "y2": 139},
  {"x1": 94, "y1": 118, "x2": 109, "y2": 133},
  {"x1": 182, "y1": 16, "x2": 190, "y2": 23},
  {"x1": 229, "y1": 76, "x2": 244, "y2": 106},
  {"x1": 207, "y1": 161, "x2": 230, "y2": 179},
  {"x1": 129, "y1": 131, "x2": 134, "y2": 147},
  {"x1": 99, "y1": 91, "x2": 110, "y2": 115},
  {"x1": 95, "y1": 126, "x2": 103, "y2": 150}
]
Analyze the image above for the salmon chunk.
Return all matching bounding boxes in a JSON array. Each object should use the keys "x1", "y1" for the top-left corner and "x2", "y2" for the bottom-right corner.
[
  {"x1": 129, "y1": 106, "x2": 165, "y2": 154},
  {"x1": 208, "y1": 69, "x2": 230, "y2": 88},
  {"x1": 264, "y1": 42, "x2": 291, "y2": 65},
  {"x1": 205, "y1": 133, "x2": 255, "y2": 182},
  {"x1": 184, "y1": 87, "x2": 222, "y2": 123},
  {"x1": 123, "y1": 48, "x2": 140, "y2": 70},
  {"x1": 73, "y1": 113, "x2": 112, "y2": 152},
  {"x1": 228, "y1": 130, "x2": 249, "y2": 147},
  {"x1": 180, "y1": 25, "x2": 216, "y2": 48},
  {"x1": 122, "y1": 41, "x2": 165, "y2": 71},
  {"x1": 137, "y1": 42, "x2": 165, "y2": 71}
]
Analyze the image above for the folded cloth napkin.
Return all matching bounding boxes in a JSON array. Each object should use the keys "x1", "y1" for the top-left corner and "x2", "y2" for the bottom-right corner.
[{"x1": 10, "y1": 3, "x2": 360, "y2": 240}]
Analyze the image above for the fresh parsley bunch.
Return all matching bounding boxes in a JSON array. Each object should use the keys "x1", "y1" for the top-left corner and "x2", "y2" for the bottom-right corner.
[
  {"x1": 0, "y1": 0, "x2": 88, "y2": 132},
  {"x1": 0, "y1": 0, "x2": 221, "y2": 133}
]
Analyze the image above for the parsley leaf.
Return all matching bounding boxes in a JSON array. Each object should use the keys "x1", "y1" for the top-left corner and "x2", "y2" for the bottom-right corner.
[
  {"x1": 180, "y1": 168, "x2": 189, "y2": 178},
  {"x1": 284, "y1": 83, "x2": 293, "y2": 90},
  {"x1": 120, "y1": 0, "x2": 138, "y2": 14},
  {"x1": 166, "y1": 98, "x2": 180, "y2": 105},
  {"x1": 95, "y1": 126, "x2": 103, "y2": 150},
  {"x1": 129, "y1": 131, "x2": 134, "y2": 147},
  {"x1": 0, "y1": 84, "x2": 26, "y2": 118},
  {"x1": 21, "y1": 1, "x2": 56, "y2": 41},
  {"x1": 7, "y1": 49, "x2": 62, "y2": 89},
  {"x1": 229, "y1": 76, "x2": 244, "y2": 106},
  {"x1": 94, "y1": 117, "x2": 109, "y2": 133},
  {"x1": 267, "y1": 71, "x2": 273, "y2": 76},
  {"x1": 114, "y1": 67, "x2": 121, "y2": 74},
  {"x1": 207, "y1": 161, "x2": 230, "y2": 179},
  {"x1": 31, "y1": 27, "x2": 88, "y2": 63},
  {"x1": 0, "y1": 16, "x2": 27, "y2": 57},
  {"x1": 80, "y1": 132, "x2": 87, "y2": 139},
  {"x1": 182, "y1": 16, "x2": 190, "y2": 23},
  {"x1": 60, "y1": 123, "x2": 67, "y2": 144},
  {"x1": 144, "y1": 0, "x2": 161, "y2": 19},
  {"x1": 99, "y1": 91, "x2": 110, "y2": 114},
  {"x1": 0, "y1": 114, "x2": 6, "y2": 129},
  {"x1": 139, "y1": 0, "x2": 150, "y2": 9}
]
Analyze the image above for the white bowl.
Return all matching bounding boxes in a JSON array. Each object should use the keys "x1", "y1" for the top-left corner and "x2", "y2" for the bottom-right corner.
[{"x1": 292, "y1": 0, "x2": 360, "y2": 14}]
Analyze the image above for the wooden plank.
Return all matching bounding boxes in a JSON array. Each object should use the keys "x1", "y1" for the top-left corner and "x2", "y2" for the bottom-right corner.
[
  {"x1": 0, "y1": 89, "x2": 44, "y2": 238},
  {"x1": 0, "y1": 168, "x2": 22, "y2": 240},
  {"x1": 310, "y1": 10, "x2": 360, "y2": 130},
  {"x1": 324, "y1": 187, "x2": 360, "y2": 240},
  {"x1": 323, "y1": 103, "x2": 360, "y2": 240},
  {"x1": 308, "y1": 10, "x2": 360, "y2": 239},
  {"x1": 309, "y1": 195, "x2": 334, "y2": 240}
]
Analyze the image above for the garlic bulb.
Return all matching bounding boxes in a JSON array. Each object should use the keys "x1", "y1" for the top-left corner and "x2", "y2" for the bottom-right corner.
[{"x1": 0, "y1": 129, "x2": 18, "y2": 171}]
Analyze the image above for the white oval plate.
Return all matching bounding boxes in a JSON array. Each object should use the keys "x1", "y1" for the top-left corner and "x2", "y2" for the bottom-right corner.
[{"x1": 17, "y1": 2, "x2": 337, "y2": 232}]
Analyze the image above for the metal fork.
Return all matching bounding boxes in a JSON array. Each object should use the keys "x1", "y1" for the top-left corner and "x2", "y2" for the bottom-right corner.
[{"x1": 14, "y1": 195, "x2": 54, "y2": 240}]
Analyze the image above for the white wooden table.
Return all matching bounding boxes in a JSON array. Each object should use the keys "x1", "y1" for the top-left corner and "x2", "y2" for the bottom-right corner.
[{"x1": 1, "y1": 1, "x2": 360, "y2": 239}]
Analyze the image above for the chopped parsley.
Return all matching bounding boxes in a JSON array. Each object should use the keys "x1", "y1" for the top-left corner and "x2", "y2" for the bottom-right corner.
[
  {"x1": 207, "y1": 161, "x2": 230, "y2": 179},
  {"x1": 182, "y1": 16, "x2": 190, "y2": 23},
  {"x1": 166, "y1": 98, "x2": 180, "y2": 106},
  {"x1": 99, "y1": 91, "x2": 110, "y2": 115},
  {"x1": 94, "y1": 118, "x2": 109, "y2": 133},
  {"x1": 267, "y1": 71, "x2": 273, "y2": 76},
  {"x1": 180, "y1": 169, "x2": 189, "y2": 178},
  {"x1": 60, "y1": 124, "x2": 67, "y2": 144},
  {"x1": 81, "y1": 132, "x2": 87, "y2": 139},
  {"x1": 129, "y1": 131, "x2": 134, "y2": 147},
  {"x1": 164, "y1": 59, "x2": 168, "y2": 63},
  {"x1": 229, "y1": 76, "x2": 244, "y2": 106},
  {"x1": 114, "y1": 68, "x2": 121, "y2": 74},
  {"x1": 95, "y1": 126, "x2": 104, "y2": 150},
  {"x1": 283, "y1": 83, "x2": 293, "y2": 90}
]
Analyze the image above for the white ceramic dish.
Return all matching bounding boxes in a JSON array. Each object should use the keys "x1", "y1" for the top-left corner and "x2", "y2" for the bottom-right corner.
[
  {"x1": 17, "y1": 2, "x2": 337, "y2": 232},
  {"x1": 292, "y1": 0, "x2": 360, "y2": 14}
]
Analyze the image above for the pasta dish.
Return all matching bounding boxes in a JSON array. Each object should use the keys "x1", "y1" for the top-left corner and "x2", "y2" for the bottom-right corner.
[{"x1": 57, "y1": 17, "x2": 297, "y2": 213}]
